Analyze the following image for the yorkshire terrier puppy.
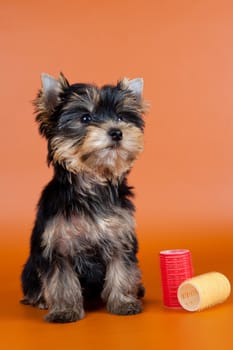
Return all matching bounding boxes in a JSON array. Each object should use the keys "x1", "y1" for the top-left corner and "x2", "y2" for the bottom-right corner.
[{"x1": 21, "y1": 73, "x2": 146, "y2": 323}]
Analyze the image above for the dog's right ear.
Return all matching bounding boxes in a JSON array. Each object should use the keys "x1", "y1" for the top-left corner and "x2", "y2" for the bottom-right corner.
[{"x1": 34, "y1": 72, "x2": 69, "y2": 137}]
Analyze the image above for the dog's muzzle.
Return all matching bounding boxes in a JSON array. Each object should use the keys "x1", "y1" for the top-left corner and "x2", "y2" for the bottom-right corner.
[{"x1": 108, "y1": 128, "x2": 123, "y2": 142}]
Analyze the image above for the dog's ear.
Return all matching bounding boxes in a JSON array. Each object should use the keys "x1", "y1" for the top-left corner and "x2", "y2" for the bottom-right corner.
[
  {"x1": 34, "y1": 72, "x2": 69, "y2": 137},
  {"x1": 39, "y1": 72, "x2": 69, "y2": 113},
  {"x1": 118, "y1": 77, "x2": 143, "y2": 102},
  {"x1": 128, "y1": 78, "x2": 143, "y2": 101}
]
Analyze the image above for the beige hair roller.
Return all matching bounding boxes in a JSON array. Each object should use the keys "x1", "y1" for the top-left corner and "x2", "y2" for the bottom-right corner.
[{"x1": 177, "y1": 272, "x2": 231, "y2": 311}]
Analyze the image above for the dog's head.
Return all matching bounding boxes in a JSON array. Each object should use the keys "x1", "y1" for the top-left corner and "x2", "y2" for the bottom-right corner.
[{"x1": 35, "y1": 73, "x2": 146, "y2": 180}]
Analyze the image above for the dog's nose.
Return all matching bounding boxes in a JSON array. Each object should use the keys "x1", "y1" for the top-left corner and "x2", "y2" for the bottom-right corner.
[{"x1": 108, "y1": 128, "x2": 123, "y2": 142}]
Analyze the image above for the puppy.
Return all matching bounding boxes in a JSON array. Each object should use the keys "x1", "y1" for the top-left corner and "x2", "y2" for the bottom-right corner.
[{"x1": 21, "y1": 73, "x2": 146, "y2": 323}]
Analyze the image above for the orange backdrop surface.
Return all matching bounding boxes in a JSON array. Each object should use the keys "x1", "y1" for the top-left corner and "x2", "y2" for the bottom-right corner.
[{"x1": 1, "y1": 0, "x2": 233, "y2": 349}]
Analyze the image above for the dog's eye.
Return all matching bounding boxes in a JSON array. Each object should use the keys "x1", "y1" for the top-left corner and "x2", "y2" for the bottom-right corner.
[
  {"x1": 81, "y1": 114, "x2": 92, "y2": 123},
  {"x1": 117, "y1": 116, "x2": 123, "y2": 122}
]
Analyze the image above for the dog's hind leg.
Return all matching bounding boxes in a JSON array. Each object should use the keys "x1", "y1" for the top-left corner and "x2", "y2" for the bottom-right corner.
[{"x1": 21, "y1": 256, "x2": 47, "y2": 309}]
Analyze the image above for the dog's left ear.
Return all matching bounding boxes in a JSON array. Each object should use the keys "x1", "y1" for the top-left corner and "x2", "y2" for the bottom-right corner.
[
  {"x1": 128, "y1": 78, "x2": 143, "y2": 99},
  {"x1": 128, "y1": 78, "x2": 143, "y2": 101},
  {"x1": 119, "y1": 78, "x2": 144, "y2": 101}
]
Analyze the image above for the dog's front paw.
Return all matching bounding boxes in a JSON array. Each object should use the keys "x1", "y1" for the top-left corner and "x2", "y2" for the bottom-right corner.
[
  {"x1": 107, "y1": 299, "x2": 142, "y2": 315},
  {"x1": 45, "y1": 309, "x2": 85, "y2": 323}
]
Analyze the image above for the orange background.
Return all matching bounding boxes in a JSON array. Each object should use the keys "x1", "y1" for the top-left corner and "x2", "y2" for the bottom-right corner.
[{"x1": 1, "y1": 0, "x2": 233, "y2": 349}]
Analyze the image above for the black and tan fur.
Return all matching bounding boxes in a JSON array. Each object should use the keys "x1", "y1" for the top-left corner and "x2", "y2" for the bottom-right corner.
[{"x1": 21, "y1": 73, "x2": 146, "y2": 323}]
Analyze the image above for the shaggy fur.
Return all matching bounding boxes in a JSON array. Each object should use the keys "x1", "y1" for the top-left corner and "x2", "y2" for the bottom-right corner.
[{"x1": 21, "y1": 73, "x2": 146, "y2": 323}]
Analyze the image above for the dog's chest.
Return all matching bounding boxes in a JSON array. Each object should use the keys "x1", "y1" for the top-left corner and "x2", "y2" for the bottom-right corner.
[{"x1": 41, "y1": 209, "x2": 135, "y2": 259}]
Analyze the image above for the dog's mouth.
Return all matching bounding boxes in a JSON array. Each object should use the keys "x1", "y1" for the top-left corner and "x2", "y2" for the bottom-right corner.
[
  {"x1": 51, "y1": 122, "x2": 143, "y2": 178},
  {"x1": 80, "y1": 139, "x2": 140, "y2": 181},
  {"x1": 79, "y1": 125, "x2": 144, "y2": 179},
  {"x1": 80, "y1": 141, "x2": 123, "y2": 163}
]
